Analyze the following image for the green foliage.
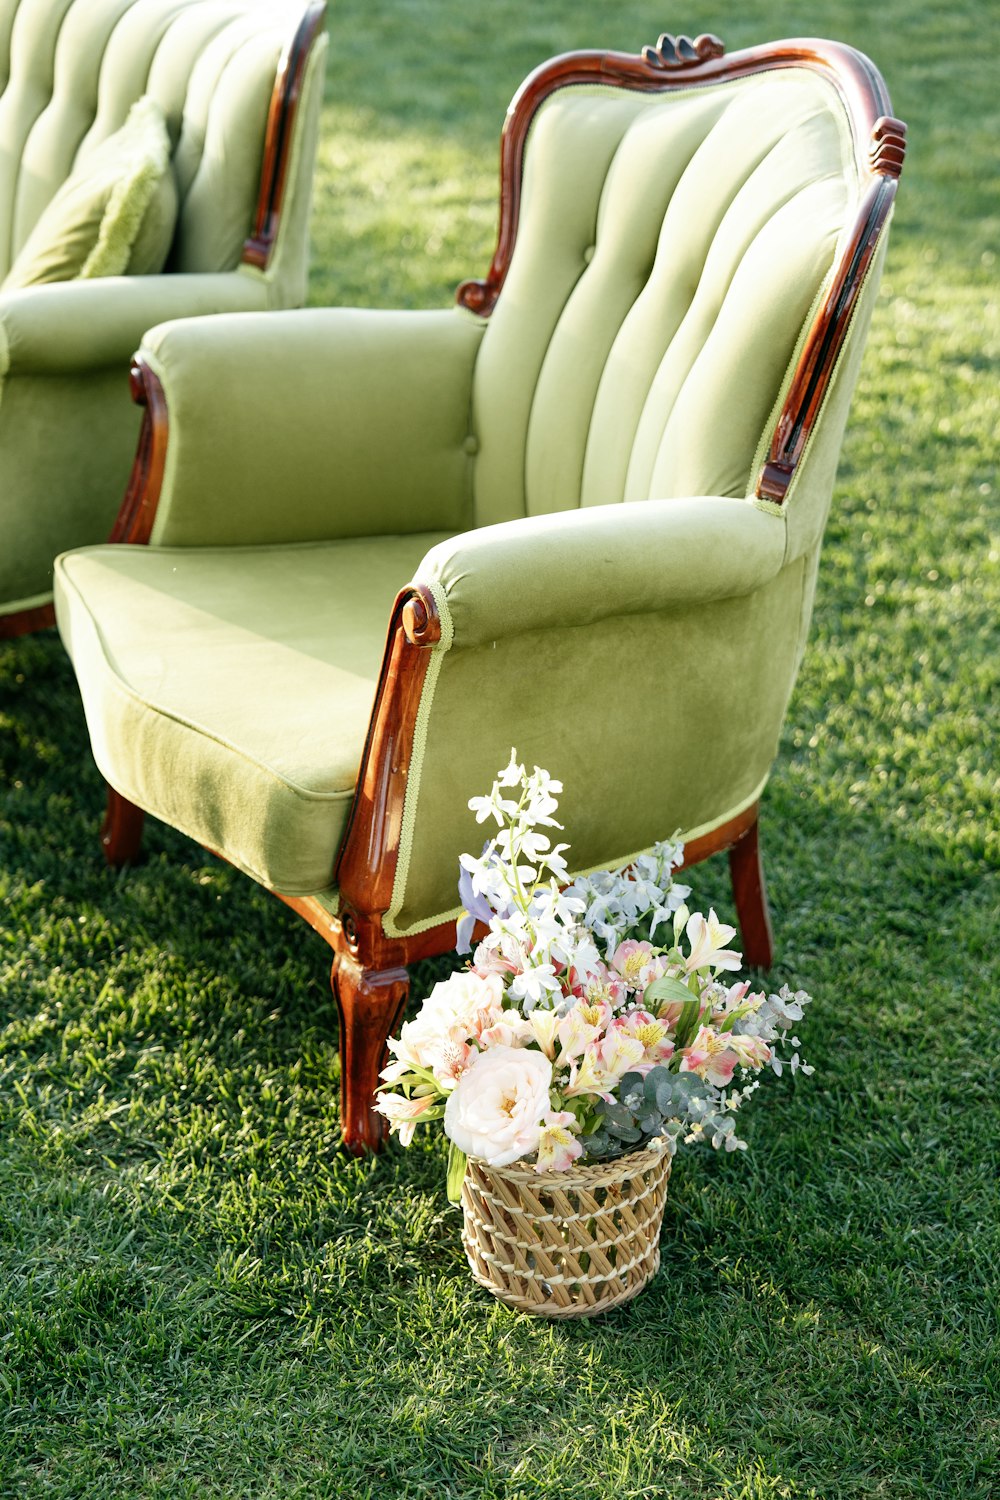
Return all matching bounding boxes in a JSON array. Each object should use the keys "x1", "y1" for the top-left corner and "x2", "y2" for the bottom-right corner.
[
  {"x1": 584, "y1": 1069, "x2": 733, "y2": 1161},
  {"x1": 1, "y1": 1, "x2": 999, "y2": 1496}
]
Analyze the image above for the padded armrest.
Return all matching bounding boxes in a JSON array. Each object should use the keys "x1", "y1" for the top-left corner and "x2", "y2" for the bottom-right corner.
[
  {"x1": 0, "y1": 272, "x2": 269, "y2": 376},
  {"x1": 416, "y1": 497, "x2": 788, "y2": 647},
  {"x1": 137, "y1": 307, "x2": 487, "y2": 547}
]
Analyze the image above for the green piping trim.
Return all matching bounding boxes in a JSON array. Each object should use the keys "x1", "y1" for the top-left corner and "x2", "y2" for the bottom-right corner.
[
  {"x1": 383, "y1": 770, "x2": 771, "y2": 940},
  {"x1": 382, "y1": 576, "x2": 455, "y2": 938}
]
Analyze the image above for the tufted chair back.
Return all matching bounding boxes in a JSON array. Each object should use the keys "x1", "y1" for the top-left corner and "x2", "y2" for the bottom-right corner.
[
  {"x1": 0, "y1": 0, "x2": 296, "y2": 282},
  {"x1": 471, "y1": 67, "x2": 861, "y2": 530}
]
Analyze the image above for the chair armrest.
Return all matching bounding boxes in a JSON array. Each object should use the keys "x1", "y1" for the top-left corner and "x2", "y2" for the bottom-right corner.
[
  {"x1": 0, "y1": 272, "x2": 269, "y2": 377},
  {"x1": 132, "y1": 308, "x2": 486, "y2": 547},
  {"x1": 415, "y1": 497, "x2": 788, "y2": 647}
]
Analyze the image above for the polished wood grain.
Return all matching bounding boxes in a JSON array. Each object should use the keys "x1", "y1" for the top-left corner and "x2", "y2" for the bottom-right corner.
[
  {"x1": 101, "y1": 786, "x2": 146, "y2": 867},
  {"x1": 727, "y1": 817, "x2": 774, "y2": 969},
  {"x1": 330, "y1": 956, "x2": 410, "y2": 1152},
  {"x1": 108, "y1": 359, "x2": 169, "y2": 546},
  {"x1": 242, "y1": 2, "x2": 328, "y2": 271},
  {"x1": 456, "y1": 35, "x2": 906, "y2": 505},
  {"x1": 0, "y1": 602, "x2": 55, "y2": 639}
]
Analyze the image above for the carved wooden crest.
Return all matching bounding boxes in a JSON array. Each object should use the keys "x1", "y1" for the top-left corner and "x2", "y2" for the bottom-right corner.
[
  {"x1": 869, "y1": 115, "x2": 907, "y2": 178},
  {"x1": 641, "y1": 32, "x2": 725, "y2": 68}
]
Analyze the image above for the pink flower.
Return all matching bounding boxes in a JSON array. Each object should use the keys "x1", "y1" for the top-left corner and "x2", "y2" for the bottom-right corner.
[
  {"x1": 382, "y1": 969, "x2": 507, "y2": 1090},
  {"x1": 613, "y1": 1009, "x2": 675, "y2": 1070},
  {"x1": 535, "y1": 1111, "x2": 584, "y2": 1172},
  {"x1": 565, "y1": 1028, "x2": 646, "y2": 1099},
  {"x1": 557, "y1": 997, "x2": 613, "y2": 1062},
  {"x1": 725, "y1": 1033, "x2": 772, "y2": 1070},
  {"x1": 372, "y1": 1091, "x2": 436, "y2": 1146},
  {"x1": 679, "y1": 1026, "x2": 740, "y2": 1086},
  {"x1": 479, "y1": 1010, "x2": 534, "y2": 1048},
  {"x1": 567, "y1": 960, "x2": 627, "y2": 1009},
  {"x1": 610, "y1": 940, "x2": 665, "y2": 992}
]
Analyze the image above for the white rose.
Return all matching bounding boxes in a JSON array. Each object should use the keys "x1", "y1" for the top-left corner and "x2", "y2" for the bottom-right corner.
[
  {"x1": 444, "y1": 1045, "x2": 552, "y2": 1166},
  {"x1": 422, "y1": 969, "x2": 506, "y2": 1042}
]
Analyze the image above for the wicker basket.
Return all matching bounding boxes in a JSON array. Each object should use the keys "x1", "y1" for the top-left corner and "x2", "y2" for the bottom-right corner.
[{"x1": 460, "y1": 1140, "x2": 672, "y2": 1318}]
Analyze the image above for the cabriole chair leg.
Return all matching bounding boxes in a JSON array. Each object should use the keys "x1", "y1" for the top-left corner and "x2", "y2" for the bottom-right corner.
[
  {"x1": 101, "y1": 786, "x2": 146, "y2": 867},
  {"x1": 728, "y1": 817, "x2": 774, "y2": 970},
  {"x1": 331, "y1": 953, "x2": 410, "y2": 1154}
]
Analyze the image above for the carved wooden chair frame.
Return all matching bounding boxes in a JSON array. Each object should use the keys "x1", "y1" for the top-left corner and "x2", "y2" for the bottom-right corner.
[
  {"x1": 99, "y1": 32, "x2": 905, "y2": 1153},
  {"x1": 0, "y1": 0, "x2": 328, "y2": 642}
]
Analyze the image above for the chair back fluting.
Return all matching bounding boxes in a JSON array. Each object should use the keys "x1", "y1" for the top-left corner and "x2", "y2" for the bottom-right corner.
[
  {"x1": 470, "y1": 62, "x2": 870, "y2": 530},
  {"x1": 0, "y1": 0, "x2": 308, "y2": 282}
]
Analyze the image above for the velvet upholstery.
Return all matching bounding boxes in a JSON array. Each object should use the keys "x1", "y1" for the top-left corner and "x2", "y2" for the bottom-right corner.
[
  {"x1": 2, "y1": 96, "x2": 174, "y2": 289},
  {"x1": 0, "y1": 0, "x2": 327, "y2": 619},
  {"x1": 57, "y1": 55, "x2": 891, "y2": 941},
  {"x1": 56, "y1": 533, "x2": 452, "y2": 893}
]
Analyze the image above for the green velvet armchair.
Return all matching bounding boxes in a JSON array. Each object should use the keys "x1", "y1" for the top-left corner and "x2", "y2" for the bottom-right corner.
[
  {"x1": 0, "y1": 0, "x2": 328, "y2": 635},
  {"x1": 54, "y1": 32, "x2": 906, "y2": 1152}
]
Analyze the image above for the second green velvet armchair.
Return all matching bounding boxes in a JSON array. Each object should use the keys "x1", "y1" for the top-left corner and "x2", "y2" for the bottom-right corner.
[
  {"x1": 0, "y1": 0, "x2": 328, "y2": 635},
  {"x1": 54, "y1": 32, "x2": 906, "y2": 1152}
]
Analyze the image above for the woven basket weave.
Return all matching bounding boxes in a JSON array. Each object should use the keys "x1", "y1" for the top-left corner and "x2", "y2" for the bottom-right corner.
[{"x1": 460, "y1": 1140, "x2": 672, "y2": 1318}]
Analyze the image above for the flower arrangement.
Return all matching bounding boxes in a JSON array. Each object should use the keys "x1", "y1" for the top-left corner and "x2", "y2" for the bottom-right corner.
[{"x1": 375, "y1": 751, "x2": 813, "y2": 1199}]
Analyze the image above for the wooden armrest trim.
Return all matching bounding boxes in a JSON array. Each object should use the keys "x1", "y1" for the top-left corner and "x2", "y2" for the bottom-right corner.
[
  {"x1": 109, "y1": 357, "x2": 168, "y2": 545},
  {"x1": 241, "y1": 1, "x2": 328, "y2": 272}
]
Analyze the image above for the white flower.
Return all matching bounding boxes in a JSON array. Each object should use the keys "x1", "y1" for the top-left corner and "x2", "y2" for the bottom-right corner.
[
  {"x1": 684, "y1": 909, "x2": 742, "y2": 974},
  {"x1": 421, "y1": 969, "x2": 505, "y2": 1040},
  {"x1": 507, "y1": 961, "x2": 562, "y2": 1010},
  {"x1": 372, "y1": 1090, "x2": 436, "y2": 1146},
  {"x1": 384, "y1": 969, "x2": 505, "y2": 1088},
  {"x1": 497, "y1": 748, "x2": 526, "y2": 788},
  {"x1": 443, "y1": 1045, "x2": 553, "y2": 1165}
]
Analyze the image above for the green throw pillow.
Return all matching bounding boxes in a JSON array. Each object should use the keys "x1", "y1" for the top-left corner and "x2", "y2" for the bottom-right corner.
[{"x1": 2, "y1": 97, "x2": 177, "y2": 292}]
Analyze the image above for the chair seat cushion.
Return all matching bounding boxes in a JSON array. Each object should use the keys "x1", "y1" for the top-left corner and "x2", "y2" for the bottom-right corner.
[{"x1": 54, "y1": 534, "x2": 452, "y2": 894}]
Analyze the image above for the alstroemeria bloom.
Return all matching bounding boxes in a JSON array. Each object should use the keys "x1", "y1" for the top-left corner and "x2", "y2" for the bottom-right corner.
[
  {"x1": 535, "y1": 1111, "x2": 584, "y2": 1172},
  {"x1": 528, "y1": 1009, "x2": 561, "y2": 1058},
  {"x1": 557, "y1": 997, "x2": 613, "y2": 1062},
  {"x1": 479, "y1": 1010, "x2": 534, "y2": 1049},
  {"x1": 372, "y1": 1090, "x2": 436, "y2": 1146},
  {"x1": 679, "y1": 1025, "x2": 740, "y2": 1086},
  {"x1": 613, "y1": 1009, "x2": 675, "y2": 1070},
  {"x1": 610, "y1": 939, "x2": 665, "y2": 992},
  {"x1": 725, "y1": 1033, "x2": 772, "y2": 1070},
  {"x1": 443, "y1": 1045, "x2": 552, "y2": 1165},
  {"x1": 684, "y1": 910, "x2": 742, "y2": 974},
  {"x1": 568, "y1": 959, "x2": 627, "y2": 1008},
  {"x1": 565, "y1": 1028, "x2": 646, "y2": 1099}
]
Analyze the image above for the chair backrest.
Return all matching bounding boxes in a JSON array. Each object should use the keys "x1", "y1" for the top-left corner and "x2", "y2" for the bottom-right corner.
[
  {"x1": 0, "y1": 0, "x2": 324, "y2": 282},
  {"x1": 466, "y1": 35, "x2": 904, "y2": 541}
]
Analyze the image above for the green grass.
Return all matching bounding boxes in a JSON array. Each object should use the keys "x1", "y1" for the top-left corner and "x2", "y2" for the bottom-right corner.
[{"x1": 2, "y1": 1, "x2": 998, "y2": 1495}]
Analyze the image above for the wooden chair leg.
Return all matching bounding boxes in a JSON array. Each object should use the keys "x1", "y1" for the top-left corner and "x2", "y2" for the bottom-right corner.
[
  {"x1": 331, "y1": 953, "x2": 410, "y2": 1154},
  {"x1": 728, "y1": 817, "x2": 774, "y2": 970},
  {"x1": 101, "y1": 786, "x2": 146, "y2": 867}
]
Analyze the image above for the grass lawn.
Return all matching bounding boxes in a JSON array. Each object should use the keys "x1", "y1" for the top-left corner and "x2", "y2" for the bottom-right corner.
[{"x1": 1, "y1": 1, "x2": 998, "y2": 1496}]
